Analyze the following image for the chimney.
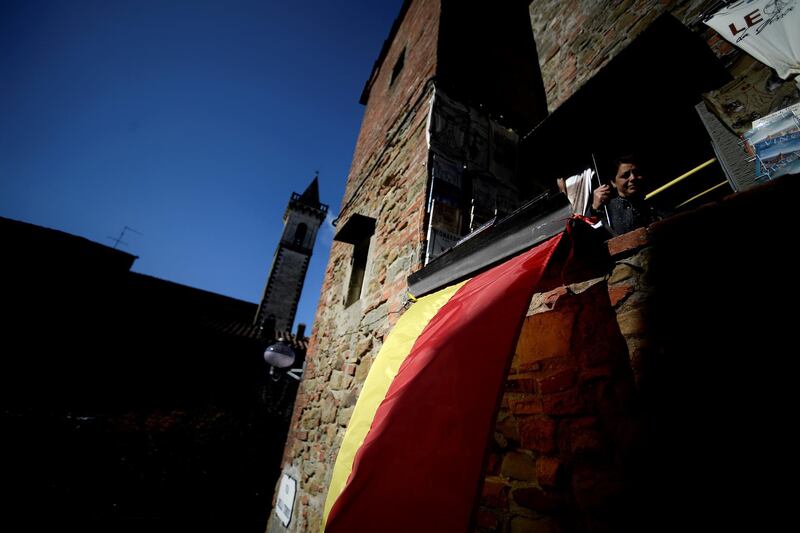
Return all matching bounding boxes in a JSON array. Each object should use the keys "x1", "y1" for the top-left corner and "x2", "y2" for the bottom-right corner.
[{"x1": 296, "y1": 323, "x2": 307, "y2": 339}]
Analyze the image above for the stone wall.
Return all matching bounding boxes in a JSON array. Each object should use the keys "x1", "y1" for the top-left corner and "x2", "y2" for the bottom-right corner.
[
  {"x1": 475, "y1": 176, "x2": 800, "y2": 531},
  {"x1": 267, "y1": 1, "x2": 442, "y2": 531},
  {"x1": 527, "y1": 0, "x2": 732, "y2": 112},
  {"x1": 472, "y1": 230, "x2": 661, "y2": 532},
  {"x1": 476, "y1": 281, "x2": 640, "y2": 533}
]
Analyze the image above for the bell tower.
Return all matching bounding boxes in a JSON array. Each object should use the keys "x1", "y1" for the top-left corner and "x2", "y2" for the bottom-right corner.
[{"x1": 255, "y1": 176, "x2": 328, "y2": 333}]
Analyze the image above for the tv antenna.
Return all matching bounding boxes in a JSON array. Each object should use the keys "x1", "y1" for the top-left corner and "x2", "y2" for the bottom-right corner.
[{"x1": 108, "y1": 226, "x2": 142, "y2": 249}]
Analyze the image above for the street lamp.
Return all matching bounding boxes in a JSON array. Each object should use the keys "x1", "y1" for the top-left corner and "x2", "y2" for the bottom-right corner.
[{"x1": 264, "y1": 339, "x2": 303, "y2": 381}]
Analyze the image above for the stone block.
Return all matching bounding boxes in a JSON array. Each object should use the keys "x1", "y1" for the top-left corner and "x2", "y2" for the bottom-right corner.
[
  {"x1": 538, "y1": 368, "x2": 577, "y2": 395},
  {"x1": 506, "y1": 373, "x2": 537, "y2": 393},
  {"x1": 615, "y1": 309, "x2": 646, "y2": 337},
  {"x1": 607, "y1": 227, "x2": 649, "y2": 256},
  {"x1": 519, "y1": 417, "x2": 556, "y2": 454},
  {"x1": 337, "y1": 406, "x2": 354, "y2": 427},
  {"x1": 481, "y1": 478, "x2": 510, "y2": 508},
  {"x1": 355, "y1": 357, "x2": 372, "y2": 381},
  {"x1": 515, "y1": 310, "x2": 575, "y2": 369},
  {"x1": 508, "y1": 396, "x2": 543, "y2": 415},
  {"x1": 510, "y1": 516, "x2": 538, "y2": 533},
  {"x1": 512, "y1": 487, "x2": 567, "y2": 514},
  {"x1": 511, "y1": 515, "x2": 563, "y2": 533},
  {"x1": 300, "y1": 407, "x2": 320, "y2": 430},
  {"x1": 536, "y1": 457, "x2": 562, "y2": 488},
  {"x1": 500, "y1": 451, "x2": 536, "y2": 481},
  {"x1": 542, "y1": 389, "x2": 584, "y2": 416},
  {"x1": 608, "y1": 283, "x2": 634, "y2": 307},
  {"x1": 475, "y1": 508, "x2": 500, "y2": 530},
  {"x1": 608, "y1": 262, "x2": 637, "y2": 284},
  {"x1": 497, "y1": 413, "x2": 521, "y2": 442},
  {"x1": 320, "y1": 400, "x2": 337, "y2": 424}
]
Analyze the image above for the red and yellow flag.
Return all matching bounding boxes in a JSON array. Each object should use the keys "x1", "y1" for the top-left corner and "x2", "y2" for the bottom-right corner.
[{"x1": 322, "y1": 232, "x2": 567, "y2": 533}]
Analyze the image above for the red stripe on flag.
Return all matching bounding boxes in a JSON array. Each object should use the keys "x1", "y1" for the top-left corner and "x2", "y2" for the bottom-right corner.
[{"x1": 325, "y1": 233, "x2": 566, "y2": 533}]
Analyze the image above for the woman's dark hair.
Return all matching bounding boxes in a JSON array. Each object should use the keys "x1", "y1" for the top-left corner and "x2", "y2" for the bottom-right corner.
[{"x1": 609, "y1": 154, "x2": 641, "y2": 181}]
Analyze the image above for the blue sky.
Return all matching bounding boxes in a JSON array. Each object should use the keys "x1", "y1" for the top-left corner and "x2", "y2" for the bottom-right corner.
[{"x1": 1, "y1": 0, "x2": 403, "y2": 330}]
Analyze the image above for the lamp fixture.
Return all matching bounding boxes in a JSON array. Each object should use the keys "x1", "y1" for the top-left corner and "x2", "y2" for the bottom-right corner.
[{"x1": 264, "y1": 339, "x2": 303, "y2": 381}]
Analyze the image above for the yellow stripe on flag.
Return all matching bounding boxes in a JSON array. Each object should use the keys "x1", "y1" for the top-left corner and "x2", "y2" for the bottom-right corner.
[{"x1": 321, "y1": 281, "x2": 467, "y2": 530}]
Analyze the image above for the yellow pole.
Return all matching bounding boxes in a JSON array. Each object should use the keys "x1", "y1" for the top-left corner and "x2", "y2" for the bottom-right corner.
[
  {"x1": 645, "y1": 158, "x2": 717, "y2": 200},
  {"x1": 675, "y1": 181, "x2": 730, "y2": 209}
]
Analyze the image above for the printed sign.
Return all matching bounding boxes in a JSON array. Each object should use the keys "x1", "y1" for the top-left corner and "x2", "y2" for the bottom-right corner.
[
  {"x1": 275, "y1": 473, "x2": 297, "y2": 527},
  {"x1": 426, "y1": 228, "x2": 461, "y2": 263},
  {"x1": 705, "y1": 0, "x2": 800, "y2": 80}
]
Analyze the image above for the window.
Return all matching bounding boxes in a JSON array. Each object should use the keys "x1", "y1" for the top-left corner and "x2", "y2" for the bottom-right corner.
[
  {"x1": 293, "y1": 223, "x2": 307, "y2": 247},
  {"x1": 390, "y1": 47, "x2": 406, "y2": 86},
  {"x1": 345, "y1": 236, "x2": 370, "y2": 307},
  {"x1": 333, "y1": 213, "x2": 376, "y2": 307}
]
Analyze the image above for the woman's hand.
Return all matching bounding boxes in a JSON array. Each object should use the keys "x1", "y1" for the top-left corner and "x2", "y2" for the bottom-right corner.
[{"x1": 592, "y1": 184, "x2": 611, "y2": 210}]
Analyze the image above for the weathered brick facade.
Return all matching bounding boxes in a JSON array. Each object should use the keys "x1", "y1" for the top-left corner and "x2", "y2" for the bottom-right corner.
[{"x1": 477, "y1": 281, "x2": 639, "y2": 533}]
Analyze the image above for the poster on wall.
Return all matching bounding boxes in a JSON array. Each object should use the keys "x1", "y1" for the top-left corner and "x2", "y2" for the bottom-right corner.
[
  {"x1": 275, "y1": 473, "x2": 296, "y2": 527},
  {"x1": 703, "y1": 55, "x2": 799, "y2": 135},
  {"x1": 489, "y1": 121, "x2": 518, "y2": 185},
  {"x1": 430, "y1": 196, "x2": 463, "y2": 235},
  {"x1": 428, "y1": 89, "x2": 469, "y2": 160},
  {"x1": 430, "y1": 152, "x2": 464, "y2": 189},
  {"x1": 470, "y1": 173, "x2": 497, "y2": 220},
  {"x1": 704, "y1": 0, "x2": 800, "y2": 83},
  {"x1": 742, "y1": 103, "x2": 800, "y2": 178},
  {"x1": 426, "y1": 227, "x2": 461, "y2": 263},
  {"x1": 466, "y1": 109, "x2": 490, "y2": 171},
  {"x1": 755, "y1": 130, "x2": 800, "y2": 177}
]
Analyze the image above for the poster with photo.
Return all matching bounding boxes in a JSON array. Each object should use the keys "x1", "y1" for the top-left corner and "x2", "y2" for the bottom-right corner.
[
  {"x1": 703, "y1": 55, "x2": 799, "y2": 136},
  {"x1": 743, "y1": 104, "x2": 800, "y2": 153},
  {"x1": 489, "y1": 121, "x2": 518, "y2": 185},
  {"x1": 755, "y1": 130, "x2": 800, "y2": 178},
  {"x1": 426, "y1": 227, "x2": 461, "y2": 263},
  {"x1": 466, "y1": 109, "x2": 490, "y2": 171},
  {"x1": 430, "y1": 201, "x2": 463, "y2": 235},
  {"x1": 430, "y1": 152, "x2": 464, "y2": 189},
  {"x1": 428, "y1": 89, "x2": 469, "y2": 160},
  {"x1": 470, "y1": 173, "x2": 497, "y2": 218},
  {"x1": 752, "y1": 102, "x2": 800, "y2": 129}
]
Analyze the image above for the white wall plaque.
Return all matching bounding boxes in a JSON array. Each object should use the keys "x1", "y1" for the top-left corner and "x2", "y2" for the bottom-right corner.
[{"x1": 275, "y1": 473, "x2": 297, "y2": 527}]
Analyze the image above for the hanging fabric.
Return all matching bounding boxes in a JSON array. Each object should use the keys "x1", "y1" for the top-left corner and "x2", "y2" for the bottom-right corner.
[
  {"x1": 704, "y1": 0, "x2": 800, "y2": 84},
  {"x1": 559, "y1": 168, "x2": 595, "y2": 216},
  {"x1": 321, "y1": 220, "x2": 592, "y2": 532}
]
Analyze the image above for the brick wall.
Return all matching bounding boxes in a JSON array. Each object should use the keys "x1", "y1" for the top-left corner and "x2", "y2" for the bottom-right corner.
[
  {"x1": 528, "y1": 0, "x2": 730, "y2": 112},
  {"x1": 475, "y1": 176, "x2": 800, "y2": 531},
  {"x1": 267, "y1": 1, "x2": 442, "y2": 530},
  {"x1": 476, "y1": 281, "x2": 640, "y2": 532}
]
